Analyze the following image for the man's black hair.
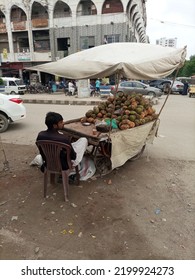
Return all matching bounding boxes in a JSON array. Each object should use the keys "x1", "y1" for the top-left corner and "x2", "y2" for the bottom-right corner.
[{"x1": 45, "y1": 112, "x2": 63, "y2": 130}]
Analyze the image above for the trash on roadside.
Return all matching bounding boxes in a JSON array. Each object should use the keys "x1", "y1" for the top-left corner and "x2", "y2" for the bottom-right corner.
[
  {"x1": 155, "y1": 208, "x2": 161, "y2": 215},
  {"x1": 11, "y1": 216, "x2": 18, "y2": 221},
  {"x1": 61, "y1": 229, "x2": 67, "y2": 235},
  {"x1": 29, "y1": 154, "x2": 43, "y2": 168},
  {"x1": 71, "y1": 203, "x2": 77, "y2": 208},
  {"x1": 34, "y1": 247, "x2": 40, "y2": 254}
]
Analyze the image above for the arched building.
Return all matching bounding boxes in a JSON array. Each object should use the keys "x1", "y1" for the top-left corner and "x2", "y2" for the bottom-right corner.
[{"x1": 0, "y1": 0, "x2": 147, "y2": 80}]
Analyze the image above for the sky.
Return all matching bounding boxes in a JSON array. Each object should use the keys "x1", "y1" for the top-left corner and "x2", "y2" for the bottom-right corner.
[{"x1": 146, "y1": 0, "x2": 195, "y2": 59}]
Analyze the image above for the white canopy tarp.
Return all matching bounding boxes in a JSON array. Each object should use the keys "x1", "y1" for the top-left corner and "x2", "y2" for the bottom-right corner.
[{"x1": 27, "y1": 43, "x2": 186, "y2": 80}]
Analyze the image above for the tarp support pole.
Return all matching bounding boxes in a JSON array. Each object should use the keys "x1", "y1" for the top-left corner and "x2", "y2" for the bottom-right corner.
[
  {"x1": 108, "y1": 71, "x2": 121, "y2": 136},
  {"x1": 150, "y1": 68, "x2": 180, "y2": 136},
  {"x1": 157, "y1": 68, "x2": 180, "y2": 118}
]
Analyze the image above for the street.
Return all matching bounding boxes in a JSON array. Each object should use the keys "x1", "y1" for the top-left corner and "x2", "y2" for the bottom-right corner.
[
  {"x1": 0, "y1": 94, "x2": 195, "y2": 260},
  {"x1": 1, "y1": 104, "x2": 93, "y2": 146},
  {"x1": 1, "y1": 94, "x2": 195, "y2": 160}
]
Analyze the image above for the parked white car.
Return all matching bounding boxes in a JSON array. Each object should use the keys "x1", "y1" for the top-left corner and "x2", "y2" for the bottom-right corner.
[
  {"x1": 0, "y1": 93, "x2": 26, "y2": 132},
  {"x1": 171, "y1": 80, "x2": 184, "y2": 94},
  {"x1": 149, "y1": 79, "x2": 184, "y2": 94},
  {"x1": 1, "y1": 77, "x2": 26, "y2": 95}
]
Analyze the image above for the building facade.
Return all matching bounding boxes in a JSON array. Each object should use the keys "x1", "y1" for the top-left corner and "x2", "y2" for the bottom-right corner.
[
  {"x1": 156, "y1": 37, "x2": 177, "y2": 48},
  {"x1": 0, "y1": 0, "x2": 147, "y2": 81}
]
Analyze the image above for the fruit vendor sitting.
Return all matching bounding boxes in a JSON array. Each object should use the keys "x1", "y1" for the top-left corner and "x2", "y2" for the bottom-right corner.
[{"x1": 36, "y1": 112, "x2": 88, "y2": 170}]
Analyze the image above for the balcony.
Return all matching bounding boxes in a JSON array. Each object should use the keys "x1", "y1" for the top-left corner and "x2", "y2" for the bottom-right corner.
[
  {"x1": 32, "y1": 19, "x2": 48, "y2": 28},
  {"x1": 0, "y1": 50, "x2": 52, "y2": 63},
  {"x1": 17, "y1": 51, "x2": 31, "y2": 61},
  {"x1": 11, "y1": 21, "x2": 27, "y2": 31},
  {"x1": 0, "y1": 23, "x2": 7, "y2": 33},
  {"x1": 33, "y1": 51, "x2": 52, "y2": 61}
]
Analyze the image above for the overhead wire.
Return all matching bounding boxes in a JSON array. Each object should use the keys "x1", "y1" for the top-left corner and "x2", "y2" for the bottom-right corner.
[{"x1": 149, "y1": 18, "x2": 195, "y2": 28}]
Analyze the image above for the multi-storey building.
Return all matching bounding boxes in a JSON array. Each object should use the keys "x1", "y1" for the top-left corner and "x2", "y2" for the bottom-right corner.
[
  {"x1": 156, "y1": 37, "x2": 177, "y2": 48},
  {"x1": 0, "y1": 0, "x2": 147, "y2": 82}
]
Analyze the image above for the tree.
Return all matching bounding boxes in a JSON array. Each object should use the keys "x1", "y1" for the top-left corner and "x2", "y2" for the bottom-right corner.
[
  {"x1": 0, "y1": 77, "x2": 4, "y2": 85},
  {"x1": 178, "y1": 55, "x2": 195, "y2": 77}
]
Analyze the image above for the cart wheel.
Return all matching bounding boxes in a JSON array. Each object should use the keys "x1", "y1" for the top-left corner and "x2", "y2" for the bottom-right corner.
[
  {"x1": 129, "y1": 145, "x2": 146, "y2": 161},
  {"x1": 95, "y1": 155, "x2": 112, "y2": 176}
]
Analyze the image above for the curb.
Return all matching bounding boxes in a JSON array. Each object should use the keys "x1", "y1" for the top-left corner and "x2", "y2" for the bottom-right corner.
[
  {"x1": 22, "y1": 95, "x2": 159, "y2": 106},
  {"x1": 23, "y1": 99, "x2": 102, "y2": 106}
]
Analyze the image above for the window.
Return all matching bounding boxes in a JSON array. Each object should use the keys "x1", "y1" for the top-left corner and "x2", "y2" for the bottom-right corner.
[
  {"x1": 133, "y1": 82, "x2": 144, "y2": 88},
  {"x1": 33, "y1": 31, "x2": 50, "y2": 51},
  {"x1": 19, "y1": 38, "x2": 29, "y2": 51},
  {"x1": 121, "y1": 82, "x2": 132, "y2": 87},
  {"x1": 57, "y1": 38, "x2": 70, "y2": 51},
  {"x1": 34, "y1": 40, "x2": 50, "y2": 51},
  {"x1": 80, "y1": 36, "x2": 95, "y2": 50},
  {"x1": 104, "y1": 35, "x2": 120, "y2": 44},
  {"x1": 9, "y1": 81, "x2": 16, "y2": 86}
]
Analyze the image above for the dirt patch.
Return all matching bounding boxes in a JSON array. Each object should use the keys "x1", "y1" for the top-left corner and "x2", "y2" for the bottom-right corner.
[{"x1": 0, "y1": 143, "x2": 195, "y2": 260}]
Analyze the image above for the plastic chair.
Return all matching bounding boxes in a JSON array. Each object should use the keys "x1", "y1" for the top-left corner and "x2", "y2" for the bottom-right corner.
[{"x1": 36, "y1": 140, "x2": 80, "y2": 201}]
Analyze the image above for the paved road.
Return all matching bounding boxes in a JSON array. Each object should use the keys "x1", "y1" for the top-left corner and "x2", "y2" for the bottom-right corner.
[
  {"x1": 1, "y1": 104, "x2": 93, "y2": 146},
  {"x1": 1, "y1": 94, "x2": 195, "y2": 160},
  {"x1": 148, "y1": 94, "x2": 195, "y2": 161}
]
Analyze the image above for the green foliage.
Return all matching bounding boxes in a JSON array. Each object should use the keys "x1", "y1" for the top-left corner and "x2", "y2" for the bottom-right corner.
[
  {"x1": 178, "y1": 55, "x2": 195, "y2": 77},
  {"x1": 0, "y1": 77, "x2": 4, "y2": 85}
]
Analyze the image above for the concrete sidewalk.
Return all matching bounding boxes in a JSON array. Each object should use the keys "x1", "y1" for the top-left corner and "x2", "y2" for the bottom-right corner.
[{"x1": 22, "y1": 92, "x2": 102, "y2": 106}]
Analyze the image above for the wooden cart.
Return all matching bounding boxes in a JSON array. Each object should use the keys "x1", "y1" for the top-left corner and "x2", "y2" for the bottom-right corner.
[
  {"x1": 61, "y1": 118, "x2": 112, "y2": 174},
  {"x1": 61, "y1": 118, "x2": 159, "y2": 175}
]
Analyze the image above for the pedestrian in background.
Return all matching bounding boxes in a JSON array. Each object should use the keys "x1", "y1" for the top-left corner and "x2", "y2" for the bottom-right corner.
[
  {"x1": 95, "y1": 78, "x2": 100, "y2": 93},
  {"x1": 68, "y1": 80, "x2": 76, "y2": 95},
  {"x1": 182, "y1": 81, "x2": 189, "y2": 95}
]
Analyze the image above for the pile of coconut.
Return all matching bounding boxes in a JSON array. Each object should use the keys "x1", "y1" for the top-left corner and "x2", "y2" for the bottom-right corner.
[{"x1": 81, "y1": 93, "x2": 158, "y2": 130}]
